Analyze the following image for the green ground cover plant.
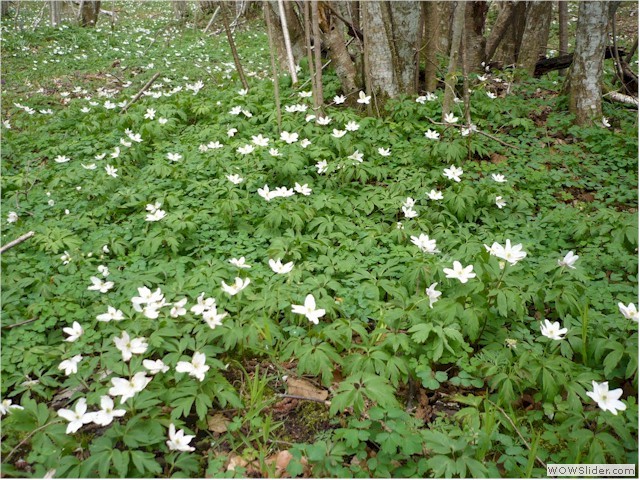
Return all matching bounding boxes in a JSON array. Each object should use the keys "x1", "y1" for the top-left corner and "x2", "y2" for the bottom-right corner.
[{"x1": 1, "y1": 2, "x2": 637, "y2": 478}]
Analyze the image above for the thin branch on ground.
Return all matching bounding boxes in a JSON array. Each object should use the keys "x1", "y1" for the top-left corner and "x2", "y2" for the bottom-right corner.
[
  {"x1": 276, "y1": 393, "x2": 331, "y2": 405},
  {"x1": 0, "y1": 231, "x2": 35, "y2": 255},
  {"x1": 120, "y1": 72, "x2": 161, "y2": 113},
  {"x1": 487, "y1": 399, "x2": 547, "y2": 469},
  {"x1": 426, "y1": 117, "x2": 518, "y2": 150},
  {"x1": 3, "y1": 317, "x2": 38, "y2": 329},
  {"x1": 5, "y1": 420, "x2": 62, "y2": 463}
]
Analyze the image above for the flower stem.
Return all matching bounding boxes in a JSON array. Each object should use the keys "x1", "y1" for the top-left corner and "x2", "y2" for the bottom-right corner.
[{"x1": 478, "y1": 264, "x2": 509, "y2": 341}]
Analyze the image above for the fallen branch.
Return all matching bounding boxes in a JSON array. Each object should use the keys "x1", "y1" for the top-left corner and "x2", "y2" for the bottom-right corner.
[
  {"x1": 426, "y1": 118, "x2": 518, "y2": 150},
  {"x1": 120, "y1": 72, "x2": 161, "y2": 114},
  {"x1": 4, "y1": 420, "x2": 63, "y2": 463},
  {"x1": 534, "y1": 46, "x2": 627, "y2": 77},
  {"x1": 604, "y1": 91, "x2": 639, "y2": 107},
  {"x1": 487, "y1": 399, "x2": 547, "y2": 469},
  {"x1": 202, "y1": 6, "x2": 220, "y2": 35},
  {"x1": 0, "y1": 231, "x2": 35, "y2": 255},
  {"x1": 3, "y1": 317, "x2": 38, "y2": 329},
  {"x1": 276, "y1": 393, "x2": 331, "y2": 405}
]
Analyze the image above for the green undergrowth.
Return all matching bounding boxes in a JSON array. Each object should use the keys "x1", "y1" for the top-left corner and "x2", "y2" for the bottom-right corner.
[{"x1": 1, "y1": 2, "x2": 638, "y2": 478}]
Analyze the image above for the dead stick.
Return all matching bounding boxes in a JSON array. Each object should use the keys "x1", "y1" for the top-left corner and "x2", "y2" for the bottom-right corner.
[
  {"x1": 487, "y1": 399, "x2": 547, "y2": 469},
  {"x1": 277, "y1": 393, "x2": 330, "y2": 405},
  {"x1": 426, "y1": 117, "x2": 518, "y2": 150},
  {"x1": 3, "y1": 317, "x2": 38, "y2": 329},
  {"x1": 5, "y1": 420, "x2": 62, "y2": 463},
  {"x1": 120, "y1": 72, "x2": 161, "y2": 114},
  {"x1": 0, "y1": 231, "x2": 34, "y2": 254},
  {"x1": 203, "y1": 6, "x2": 220, "y2": 35}
]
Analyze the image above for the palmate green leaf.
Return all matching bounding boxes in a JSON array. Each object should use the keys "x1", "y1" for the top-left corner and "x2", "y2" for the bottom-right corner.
[
  {"x1": 122, "y1": 416, "x2": 165, "y2": 448},
  {"x1": 297, "y1": 342, "x2": 342, "y2": 386},
  {"x1": 361, "y1": 373, "x2": 399, "y2": 410},
  {"x1": 330, "y1": 386, "x2": 363, "y2": 417},
  {"x1": 603, "y1": 343, "x2": 624, "y2": 377},
  {"x1": 408, "y1": 322, "x2": 434, "y2": 344},
  {"x1": 130, "y1": 450, "x2": 162, "y2": 476}
]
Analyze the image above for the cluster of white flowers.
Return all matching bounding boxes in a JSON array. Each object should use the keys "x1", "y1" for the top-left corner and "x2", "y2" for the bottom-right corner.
[
  {"x1": 145, "y1": 202, "x2": 167, "y2": 222},
  {"x1": 401, "y1": 197, "x2": 418, "y2": 219}
]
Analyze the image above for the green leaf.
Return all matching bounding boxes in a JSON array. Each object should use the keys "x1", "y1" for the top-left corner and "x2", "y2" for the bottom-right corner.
[{"x1": 130, "y1": 451, "x2": 162, "y2": 476}]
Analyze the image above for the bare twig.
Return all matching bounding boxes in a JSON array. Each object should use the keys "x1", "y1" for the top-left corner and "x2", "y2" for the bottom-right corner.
[
  {"x1": 426, "y1": 117, "x2": 518, "y2": 150},
  {"x1": 265, "y1": 2, "x2": 282, "y2": 131},
  {"x1": 5, "y1": 420, "x2": 62, "y2": 463},
  {"x1": 311, "y1": 0, "x2": 324, "y2": 110},
  {"x1": 277, "y1": 0, "x2": 298, "y2": 84},
  {"x1": 276, "y1": 393, "x2": 331, "y2": 405},
  {"x1": 3, "y1": 317, "x2": 38, "y2": 329},
  {"x1": 487, "y1": 399, "x2": 547, "y2": 469},
  {"x1": 221, "y1": 4, "x2": 249, "y2": 90},
  {"x1": 202, "y1": 6, "x2": 220, "y2": 35},
  {"x1": 0, "y1": 231, "x2": 35, "y2": 255},
  {"x1": 625, "y1": 36, "x2": 638, "y2": 64},
  {"x1": 120, "y1": 72, "x2": 161, "y2": 113}
]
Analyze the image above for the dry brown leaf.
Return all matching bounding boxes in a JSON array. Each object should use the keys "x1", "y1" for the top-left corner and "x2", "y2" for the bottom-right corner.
[
  {"x1": 275, "y1": 450, "x2": 293, "y2": 474},
  {"x1": 226, "y1": 455, "x2": 247, "y2": 472},
  {"x1": 490, "y1": 153, "x2": 507, "y2": 164},
  {"x1": 207, "y1": 413, "x2": 230, "y2": 433},
  {"x1": 286, "y1": 377, "x2": 328, "y2": 401}
]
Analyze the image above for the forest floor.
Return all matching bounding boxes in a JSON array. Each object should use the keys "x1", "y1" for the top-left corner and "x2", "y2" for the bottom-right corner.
[{"x1": 1, "y1": 2, "x2": 638, "y2": 478}]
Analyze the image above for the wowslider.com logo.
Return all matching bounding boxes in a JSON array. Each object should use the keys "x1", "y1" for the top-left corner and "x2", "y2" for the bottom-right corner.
[{"x1": 547, "y1": 464, "x2": 636, "y2": 477}]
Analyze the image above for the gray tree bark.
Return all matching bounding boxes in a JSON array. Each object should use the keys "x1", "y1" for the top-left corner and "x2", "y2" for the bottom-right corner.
[
  {"x1": 50, "y1": 0, "x2": 61, "y2": 26},
  {"x1": 442, "y1": 1, "x2": 466, "y2": 118},
  {"x1": 362, "y1": 1, "x2": 420, "y2": 99},
  {"x1": 485, "y1": 1, "x2": 517, "y2": 62},
  {"x1": 172, "y1": 0, "x2": 188, "y2": 21},
  {"x1": 437, "y1": 2, "x2": 455, "y2": 56},
  {"x1": 517, "y1": 1, "x2": 553, "y2": 75},
  {"x1": 423, "y1": 1, "x2": 441, "y2": 92},
  {"x1": 464, "y1": 1, "x2": 488, "y2": 72},
  {"x1": 494, "y1": 1, "x2": 526, "y2": 66},
  {"x1": 321, "y1": 3, "x2": 358, "y2": 95},
  {"x1": 566, "y1": 1, "x2": 609, "y2": 125},
  {"x1": 558, "y1": 1, "x2": 568, "y2": 75},
  {"x1": 265, "y1": 1, "x2": 305, "y2": 73},
  {"x1": 80, "y1": 1, "x2": 100, "y2": 27}
]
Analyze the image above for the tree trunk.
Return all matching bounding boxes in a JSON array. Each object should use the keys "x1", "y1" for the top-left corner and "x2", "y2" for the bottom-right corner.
[
  {"x1": 221, "y1": 3, "x2": 249, "y2": 90},
  {"x1": 363, "y1": 1, "x2": 396, "y2": 98},
  {"x1": 264, "y1": 3, "x2": 282, "y2": 131},
  {"x1": 464, "y1": 1, "x2": 488, "y2": 72},
  {"x1": 1, "y1": 1, "x2": 9, "y2": 18},
  {"x1": 437, "y1": 2, "x2": 455, "y2": 56},
  {"x1": 558, "y1": 1, "x2": 568, "y2": 75},
  {"x1": 362, "y1": 1, "x2": 420, "y2": 99},
  {"x1": 311, "y1": 0, "x2": 324, "y2": 106},
  {"x1": 424, "y1": 1, "x2": 441, "y2": 92},
  {"x1": 566, "y1": 1, "x2": 609, "y2": 125},
  {"x1": 442, "y1": 1, "x2": 466, "y2": 118},
  {"x1": 80, "y1": 0, "x2": 100, "y2": 27},
  {"x1": 199, "y1": 1, "x2": 217, "y2": 13},
  {"x1": 485, "y1": 1, "x2": 517, "y2": 62},
  {"x1": 414, "y1": 2, "x2": 426, "y2": 92},
  {"x1": 172, "y1": 0, "x2": 188, "y2": 21},
  {"x1": 388, "y1": 1, "x2": 421, "y2": 93},
  {"x1": 50, "y1": 0, "x2": 61, "y2": 26},
  {"x1": 320, "y1": 2, "x2": 358, "y2": 95},
  {"x1": 265, "y1": 1, "x2": 305, "y2": 74},
  {"x1": 494, "y1": 1, "x2": 526, "y2": 66},
  {"x1": 517, "y1": 1, "x2": 553, "y2": 75}
]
